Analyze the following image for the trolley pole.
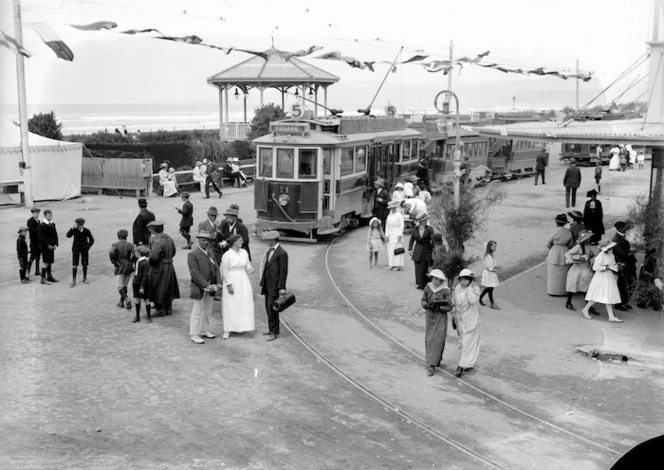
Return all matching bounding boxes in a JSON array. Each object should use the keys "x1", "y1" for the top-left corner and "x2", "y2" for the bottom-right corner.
[{"x1": 434, "y1": 90, "x2": 462, "y2": 209}]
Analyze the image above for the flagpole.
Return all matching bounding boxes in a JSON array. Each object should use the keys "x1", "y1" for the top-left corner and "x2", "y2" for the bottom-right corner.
[{"x1": 13, "y1": 0, "x2": 34, "y2": 207}]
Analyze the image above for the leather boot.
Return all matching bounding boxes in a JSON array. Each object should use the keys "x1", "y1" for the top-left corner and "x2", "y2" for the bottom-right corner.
[
  {"x1": 145, "y1": 304, "x2": 152, "y2": 323},
  {"x1": 118, "y1": 288, "x2": 126, "y2": 308},
  {"x1": 132, "y1": 303, "x2": 140, "y2": 323}
]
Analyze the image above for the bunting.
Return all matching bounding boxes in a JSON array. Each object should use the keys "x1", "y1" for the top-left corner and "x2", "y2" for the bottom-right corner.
[
  {"x1": 70, "y1": 21, "x2": 118, "y2": 31},
  {"x1": 25, "y1": 23, "x2": 73, "y2": 61},
  {"x1": 0, "y1": 30, "x2": 32, "y2": 58}
]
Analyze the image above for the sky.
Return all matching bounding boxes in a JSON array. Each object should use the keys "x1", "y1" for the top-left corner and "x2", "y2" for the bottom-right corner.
[{"x1": 0, "y1": 0, "x2": 657, "y2": 114}]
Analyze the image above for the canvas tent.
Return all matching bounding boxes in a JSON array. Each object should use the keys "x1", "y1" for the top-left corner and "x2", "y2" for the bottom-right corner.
[{"x1": 0, "y1": 120, "x2": 83, "y2": 203}]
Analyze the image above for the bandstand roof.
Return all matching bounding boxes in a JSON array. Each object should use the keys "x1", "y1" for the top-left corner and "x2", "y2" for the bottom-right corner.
[{"x1": 207, "y1": 49, "x2": 340, "y2": 88}]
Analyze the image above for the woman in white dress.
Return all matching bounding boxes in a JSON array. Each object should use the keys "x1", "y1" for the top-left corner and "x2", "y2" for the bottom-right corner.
[
  {"x1": 221, "y1": 234, "x2": 255, "y2": 338},
  {"x1": 453, "y1": 268, "x2": 481, "y2": 378},
  {"x1": 158, "y1": 162, "x2": 178, "y2": 197},
  {"x1": 479, "y1": 240, "x2": 501, "y2": 309},
  {"x1": 581, "y1": 240, "x2": 623, "y2": 322},
  {"x1": 385, "y1": 201, "x2": 405, "y2": 271}
]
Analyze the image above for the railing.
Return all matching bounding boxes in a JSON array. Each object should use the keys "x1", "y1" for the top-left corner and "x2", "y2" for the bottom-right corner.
[{"x1": 220, "y1": 122, "x2": 251, "y2": 140}]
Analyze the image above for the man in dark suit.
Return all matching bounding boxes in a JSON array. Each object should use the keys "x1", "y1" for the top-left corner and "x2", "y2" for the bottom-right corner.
[
  {"x1": 147, "y1": 221, "x2": 180, "y2": 317},
  {"x1": 612, "y1": 221, "x2": 637, "y2": 311},
  {"x1": 26, "y1": 206, "x2": 42, "y2": 277},
  {"x1": 187, "y1": 230, "x2": 221, "y2": 344},
  {"x1": 175, "y1": 192, "x2": 194, "y2": 249},
  {"x1": 372, "y1": 178, "x2": 391, "y2": 229},
  {"x1": 198, "y1": 206, "x2": 222, "y2": 265},
  {"x1": 201, "y1": 159, "x2": 223, "y2": 199},
  {"x1": 259, "y1": 231, "x2": 288, "y2": 341},
  {"x1": 563, "y1": 158, "x2": 582, "y2": 208},
  {"x1": 535, "y1": 148, "x2": 548, "y2": 185},
  {"x1": 218, "y1": 207, "x2": 251, "y2": 261},
  {"x1": 38, "y1": 209, "x2": 59, "y2": 284},
  {"x1": 132, "y1": 198, "x2": 155, "y2": 246}
]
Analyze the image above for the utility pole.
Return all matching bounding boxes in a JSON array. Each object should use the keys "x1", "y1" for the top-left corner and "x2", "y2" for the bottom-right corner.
[
  {"x1": 447, "y1": 40, "x2": 453, "y2": 94},
  {"x1": 13, "y1": 0, "x2": 34, "y2": 206},
  {"x1": 575, "y1": 59, "x2": 580, "y2": 110}
]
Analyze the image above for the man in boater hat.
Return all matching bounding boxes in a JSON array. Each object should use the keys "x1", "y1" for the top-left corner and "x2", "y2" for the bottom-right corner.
[{"x1": 147, "y1": 221, "x2": 180, "y2": 317}]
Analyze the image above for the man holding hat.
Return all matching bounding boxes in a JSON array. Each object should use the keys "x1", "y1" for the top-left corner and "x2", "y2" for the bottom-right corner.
[
  {"x1": 219, "y1": 206, "x2": 251, "y2": 261},
  {"x1": 133, "y1": 198, "x2": 155, "y2": 247},
  {"x1": 175, "y1": 192, "x2": 194, "y2": 249},
  {"x1": 66, "y1": 218, "x2": 95, "y2": 287},
  {"x1": 198, "y1": 206, "x2": 223, "y2": 265},
  {"x1": 612, "y1": 221, "x2": 637, "y2": 311},
  {"x1": 259, "y1": 231, "x2": 288, "y2": 341},
  {"x1": 38, "y1": 209, "x2": 59, "y2": 284},
  {"x1": 187, "y1": 230, "x2": 221, "y2": 344},
  {"x1": 147, "y1": 221, "x2": 180, "y2": 317},
  {"x1": 372, "y1": 178, "x2": 391, "y2": 229},
  {"x1": 26, "y1": 206, "x2": 42, "y2": 277},
  {"x1": 563, "y1": 159, "x2": 582, "y2": 208}
]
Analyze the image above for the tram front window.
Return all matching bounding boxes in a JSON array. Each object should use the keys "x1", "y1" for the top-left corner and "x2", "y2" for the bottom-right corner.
[
  {"x1": 299, "y1": 149, "x2": 317, "y2": 179},
  {"x1": 276, "y1": 148, "x2": 294, "y2": 178}
]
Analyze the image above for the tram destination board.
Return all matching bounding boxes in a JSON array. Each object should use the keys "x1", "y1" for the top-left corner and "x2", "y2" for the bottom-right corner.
[{"x1": 270, "y1": 122, "x2": 309, "y2": 136}]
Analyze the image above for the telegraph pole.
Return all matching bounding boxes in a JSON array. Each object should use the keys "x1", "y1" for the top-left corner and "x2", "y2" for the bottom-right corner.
[{"x1": 575, "y1": 59, "x2": 580, "y2": 110}]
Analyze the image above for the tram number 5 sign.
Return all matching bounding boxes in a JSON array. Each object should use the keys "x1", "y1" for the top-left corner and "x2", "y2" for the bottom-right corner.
[
  {"x1": 290, "y1": 101, "x2": 304, "y2": 119},
  {"x1": 386, "y1": 105, "x2": 397, "y2": 117}
]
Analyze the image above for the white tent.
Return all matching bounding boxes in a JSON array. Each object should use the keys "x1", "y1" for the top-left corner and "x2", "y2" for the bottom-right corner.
[{"x1": 0, "y1": 120, "x2": 83, "y2": 203}]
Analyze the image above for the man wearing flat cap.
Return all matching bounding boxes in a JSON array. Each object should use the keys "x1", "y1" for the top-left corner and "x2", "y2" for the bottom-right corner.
[
  {"x1": 133, "y1": 198, "x2": 155, "y2": 247},
  {"x1": 175, "y1": 192, "x2": 194, "y2": 250},
  {"x1": 147, "y1": 221, "x2": 180, "y2": 316},
  {"x1": 66, "y1": 218, "x2": 95, "y2": 287},
  {"x1": 219, "y1": 206, "x2": 251, "y2": 261},
  {"x1": 198, "y1": 206, "x2": 223, "y2": 265},
  {"x1": 612, "y1": 221, "x2": 637, "y2": 311},
  {"x1": 26, "y1": 206, "x2": 42, "y2": 277},
  {"x1": 372, "y1": 178, "x2": 391, "y2": 229},
  {"x1": 188, "y1": 231, "x2": 221, "y2": 344},
  {"x1": 259, "y1": 231, "x2": 288, "y2": 341}
]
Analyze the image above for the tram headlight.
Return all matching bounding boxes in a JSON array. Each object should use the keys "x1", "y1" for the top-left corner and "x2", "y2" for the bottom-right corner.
[{"x1": 278, "y1": 194, "x2": 290, "y2": 206}]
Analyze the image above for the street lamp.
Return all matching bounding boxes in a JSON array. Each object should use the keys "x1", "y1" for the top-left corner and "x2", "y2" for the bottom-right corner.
[{"x1": 434, "y1": 89, "x2": 462, "y2": 208}]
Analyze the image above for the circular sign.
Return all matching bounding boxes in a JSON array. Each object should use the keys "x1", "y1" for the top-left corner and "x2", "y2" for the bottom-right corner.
[
  {"x1": 434, "y1": 91, "x2": 449, "y2": 113},
  {"x1": 290, "y1": 101, "x2": 304, "y2": 119},
  {"x1": 386, "y1": 105, "x2": 397, "y2": 117}
]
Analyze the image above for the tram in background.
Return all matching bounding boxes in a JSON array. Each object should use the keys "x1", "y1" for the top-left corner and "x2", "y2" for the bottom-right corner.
[
  {"x1": 252, "y1": 116, "x2": 421, "y2": 240},
  {"x1": 560, "y1": 143, "x2": 611, "y2": 165}
]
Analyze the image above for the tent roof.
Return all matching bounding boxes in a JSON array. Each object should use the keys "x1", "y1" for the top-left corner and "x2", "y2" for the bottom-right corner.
[
  {"x1": 474, "y1": 118, "x2": 664, "y2": 145},
  {"x1": 1, "y1": 120, "x2": 82, "y2": 152},
  {"x1": 207, "y1": 49, "x2": 340, "y2": 87}
]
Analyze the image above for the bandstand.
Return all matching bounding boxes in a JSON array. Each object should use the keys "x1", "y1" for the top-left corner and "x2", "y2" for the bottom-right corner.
[{"x1": 207, "y1": 49, "x2": 340, "y2": 140}]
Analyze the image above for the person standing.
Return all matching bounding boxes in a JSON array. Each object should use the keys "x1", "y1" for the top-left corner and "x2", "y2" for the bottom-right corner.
[
  {"x1": 220, "y1": 234, "x2": 255, "y2": 339},
  {"x1": 594, "y1": 160, "x2": 602, "y2": 194},
  {"x1": 583, "y1": 189, "x2": 604, "y2": 245},
  {"x1": 581, "y1": 240, "x2": 623, "y2": 322},
  {"x1": 131, "y1": 245, "x2": 151, "y2": 323},
  {"x1": 612, "y1": 221, "x2": 637, "y2": 311},
  {"x1": 564, "y1": 230, "x2": 595, "y2": 311},
  {"x1": 66, "y1": 218, "x2": 95, "y2": 287},
  {"x1": 546, "y1": 214, "x2": 574, "y2": 296},
  {"x1": 416, "y1": 157, "x2": 431, "y2": 192},
  {"x1": 563, "y1": 159, "x2": 582, "y2": 208},
  {"x1": 408, "y1": 214, "x2": 435, "y2": 290},
  {"x1": 391, "y1": 183, "x2": 406, "y2": 207},
  {"x1": 219, "y1": 207, "x2": 251, "y2": 261},
  {"x1": 17, "y1": 226, "x2": 30, "y2": 283},
  {"x1": 609, "y1": 144, "x2": 621, "y2": 171},
  {"x1": 453, "y1": 269, "x2": 481, "y2": 378},
  {"x1": 198, "y1": 206, "x2": 222, "y2": 265},
  {"x1": 567, "y1": 211, "x2": 585, "y2": 244},
  {"x1": 132, "y1": 198, "x2": 155, "y2": 247},
  {"x1": 110, "y1": 229, "x2": 135, "y2": 309},
  {"x1": 187, "y1": 230, "x2": 221, "y2": 344},
  {"x1": 385, "y1": 201, "x2": 405, "y2": 271},
  {"x1": 479, "y1": 240, "x2": 501, "y2": 309},
  {"x1": 147, "y1": 221, "x2": 180, "y2": 317},
  {"x1": 202, "y1": 159, "x2": 223, "y2": 199},
  {"x1": 259, "y1": 231, "x2": 288, "y2": 342},
  {"x1": 372, "y1": 178, "x2": 391, "y2": 228},
  {"x1": 366, "y1": 218, "x2": 386, "y2": 269},
  {"x1": 27, "y1": 206, "x2": 42, "y2": 277},
  {"x1": 175, "y1": 192, "x2": 194, "y2": 249},
  {"x1": 637, "y1": 150, "x2": 646, "y2": 170},
  {"x1": 38, "y1": 209, "x2": 59, "y2": 284},
  {"x1": 534, "y1": 148, "x2": 548, "y2": 185},
  {"x1": 421, "y1": 269, "x2": 452, "y2": 377}
]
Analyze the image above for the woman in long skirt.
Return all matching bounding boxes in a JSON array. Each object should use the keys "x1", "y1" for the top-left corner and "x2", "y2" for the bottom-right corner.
[
  {"x1": 581, "y1": 240, "x2": 623, "y2": 322},
  {"x1": 546, "y1": 213, "x2": 574, "y2": 296},
  {"x1": 421, "y1": 269, "x2": 452, "y2": 377},
  {"x1": 453, "y1": 269, "x2": 481, "y2": 378},
  {"x1": 385, "y1": 202, "x2": 405, "y2": 270},
  {"x1": 564, "y1": 230, "x2": 595, "y2": 311},
  {"x1": 220, "y1": 234, "x2": 255, "y2": 338},
  {"x1": 408, "y1": 214, "x2": 435, "y2": 289}
]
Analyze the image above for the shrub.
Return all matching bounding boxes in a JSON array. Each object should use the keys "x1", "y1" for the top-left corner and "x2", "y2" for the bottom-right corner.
[
  {"x1": 247, "y1": 104, "x2": 286, "y2": 140},
  {"x1": 28, "y1": 111, "x2": 63, "y2": 140}
]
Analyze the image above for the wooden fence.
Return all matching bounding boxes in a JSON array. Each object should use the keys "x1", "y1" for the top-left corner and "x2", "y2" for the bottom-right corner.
[{"x1": 82, "y1": 157, "x2": 152, "y2": 197}]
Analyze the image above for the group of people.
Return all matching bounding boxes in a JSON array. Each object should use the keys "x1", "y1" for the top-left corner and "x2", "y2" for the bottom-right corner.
[{"x1": 607, "y1": 144, "x2": 646, "y2": 172}]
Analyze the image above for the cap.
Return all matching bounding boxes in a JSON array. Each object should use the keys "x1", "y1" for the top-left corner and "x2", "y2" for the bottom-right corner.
[
  {"x1": 614, "y1": 221, "x2": 628, "y2": 232},
  {"x1": 75, "y1": 218, "x2": 85, "y2": 225},
  {"x1": 261, "y1": 230, "x2": 280, "y2": 241},
  {"x1": 30, "y1": 206, "x2": 41, "y2": 213},
  {"x1": 138, "y1": 198, "x2": 148, "y2": 207},
  {"x1": 18, "y1": 225, "x2": 28, "y2": 232},
  {"x1": 180, "y1": 191, "x2": 190, "y2": 198}
]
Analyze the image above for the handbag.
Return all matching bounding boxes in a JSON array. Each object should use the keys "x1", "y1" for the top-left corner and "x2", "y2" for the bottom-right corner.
[
  {"x1": 394, "y1": 246, "x2": 405, "y2": 256},
  {"x1": 272, "y1": 292, "x2": 296, "y2": 312}
]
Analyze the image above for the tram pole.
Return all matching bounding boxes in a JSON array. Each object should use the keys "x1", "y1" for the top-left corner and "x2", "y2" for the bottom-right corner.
[{"x1": 434, "y1": 90, "x2": 462, "y2": 209}]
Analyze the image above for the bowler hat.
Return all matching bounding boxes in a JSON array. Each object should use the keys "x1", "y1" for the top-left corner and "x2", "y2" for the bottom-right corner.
[
  {"x1": 195, "y1": 230, "x2": 214, "y2": 239},
  {"x1": 138, "y1": 198, "x2": 148, "y2": 207},
  {"x1": 224, "y1": 208, "x2": 239, "y2": 217},
  {"x1": 75, "y1": 218, "x2": 85, "y2": 225},
  {"x1": 427, "y1": 269, "x2": 447, "y2": 281},
  {"x1": 567, "y1": 211, "x2": 583, "y2": 222},
  {"x1": 555, "y1": 213, "x2": 569, "y2": 225},
  {"x1": 146, "y1": 220, "x2": 164, "y2": 227},
  {"x1": 207, "y1": 206, "x2": 219, "y2": 216},
  {"x1": 18, "y1": 225, "x2": 28, "y2": 233},
  {"x1": 261, "y1": 230, "x2": 280, "y2": 241},
  {"x1": 458, "y1": 268, "x2": 475, "y2": 279},
  {"x1": 586, "y1": 189, "x2": 598, "y2": 198},
  {"x1": 30, "y1": 206, "x2": 40, "y2": 213}
]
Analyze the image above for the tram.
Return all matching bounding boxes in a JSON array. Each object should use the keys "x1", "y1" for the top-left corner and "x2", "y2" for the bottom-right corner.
[
  {"x1": 560, "y1": 143, "x2": 611, "y2": 165},
  {"x1": 252, "y1": 116, "x2": 422, "y2": 240}
]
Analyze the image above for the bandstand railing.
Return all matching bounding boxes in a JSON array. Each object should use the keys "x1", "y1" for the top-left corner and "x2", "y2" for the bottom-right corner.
[{"x1": 220, "y1": 122, "x2": 251, "y2": 140}]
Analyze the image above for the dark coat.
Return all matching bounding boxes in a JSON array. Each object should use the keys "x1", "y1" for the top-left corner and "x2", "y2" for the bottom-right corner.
[
  {"x1": 536, "y1": 152, "x2": 548, "y2": 171},
  {"x1": 132, "y1": 258, "x2": 150, "y2": 296},
  {"x1": 27, "y1": 216, "x2": 41, "y2": 248},
  {"x1": 198, "y1": 218, "x2": 222, "y2": 264},
  {"x1": 133, "y1": 208, "x2": 155, "y2": 246},
  {"x1": 110, "y1": 239, "x2": 135, "y2": 276},
  {"x1": 38, "y1": 221, "x2": 58, "y2": 251},
  {"x1": 178, "y1": 200, "x2": 193, "y2": 228},
  {"x1": 66, "y1": 227, "x2": 95, "y2": 251},
  {"x1": 148, "y1": 232, "x2": 180, "y2": 304},
  {"x1": 563, "y1": 166, "x2": 582, "y2": 189},
  {"x1": 260, "y1": 245, "x2": 288, "y2": 297},
  {"x1": 373, "y1": 188, "x2": 391, "y2": 220},
  {"x1": 583, "y1": 199, "x2": 604, "y2": 237},
  {"x1": 408, "y1": 225, "x2": 435, "y2": 263},
  {"x1": 187, "y1": 247, "x2": 220, "y2": 300},
  {"x1": 612, "y1": 233, "x2": 637, "y2": 278},
  {"x1": 17, "y1": 235, "x2": 28, "y2": 259},
  {"x1": 218, "y1": 219, "x2": 251, "y2": 261}
]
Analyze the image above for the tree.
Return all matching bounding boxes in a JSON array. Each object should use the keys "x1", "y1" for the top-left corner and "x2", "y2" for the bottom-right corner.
[
  {"x1": 28, "y1": 111, "x2": 63, "y2": 140},
  {"x1": 247, "y1": 103, "x2": 286, "y2": 140}
]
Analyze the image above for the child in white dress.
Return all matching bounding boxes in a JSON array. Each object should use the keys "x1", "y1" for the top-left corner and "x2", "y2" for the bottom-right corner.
[{"x1": 479, "y1": 240, "x2": 501, "y2": 309}]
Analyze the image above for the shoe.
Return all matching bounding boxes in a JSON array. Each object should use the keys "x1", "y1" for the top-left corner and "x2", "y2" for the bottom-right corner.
[
  {"x1": 565, "y1": 302, "x2": 575, "y2": 311},
  {"x1": 435, "y1": 362, "x2": 441, "y2": 368},
  {"x1": 218, "y1": 192, "x2": 223, "y2": 199},
  {"x1": 581, "y1": 309, "x2": 592, "y2": 319},
  {"x1": 152, "y1": 310, "x2": 165, "y2": 317},
  {"x1": 265, "y1": 334, "x2": 278, "y2": 342},
  {"x1": 427, "y1": 366, "x2": 435, "y2": 377},
  {"x1": 82, "y1": 278, "x2": 89, "y2": 284},
  {"x1": 614, "y1": 304, "x2": 628, "y2": 312},
  {"x1": 126, "y1": 299, "x2": 132, "y2": 310},
  {"x1": 47, "y1": 277, "x2": 59, "y2": 283},
  {"x1": 146, "y1": 317, "x2": 152, "y2": 323},
  {"x1": 117, "y1": 300, "x2": 124, "y2": 308},
  {"x1": 202, "y1": 332, "x2": 216, "y2": 339},
  {"x1": 454, "y1": 367, "x2": 463, "y2": 378},
  {"x1": 479, "y1": 299, "x2": 485, "y2": 306},
  {"x1": 262, "y1": 332, "x2": 274, "y2": 336},
  {"x1": 222, "y1": 332, "x2": 230, "y2": 339},
  {"x1": 41, "y1": 279, "x2": 50, "y2": 285},
  {"x1": 190, "y1": 335, "x2": 205, "y2": 344},
  {"x1": 131, "y1": 317, "x2": 140, "y2": 323},
  {"x1": 463, "y1": 367, "x2": 474, "y2": 372},
  {"x1": 21, "y1": 279, "x2": 30, "y2": 284},
  {"x1": 70, "y1": 281, "x2": 76, "y2": 288},
  {"x1": 625, "y1": 304, "x2": 633, "y2": 310},
  {"x1": 588, "y1": 306, "x2": 600, "y2": 315},
  {"x1": 490, "y1": 303, "x2": 501, "y2": 310}
]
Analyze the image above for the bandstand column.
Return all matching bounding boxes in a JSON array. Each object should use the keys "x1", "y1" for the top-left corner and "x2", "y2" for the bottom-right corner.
[
  {"x1": 324, "y1": 86, "x2": 328, "y2": 117},
  {"x1": 281, "y1": 88, "x2": 285, "y2": 111},
  {"x1": 243, "y1": 91, "x2": 248, "y2": 123},
  {"x1": 218, "y1": 86, "x2": 224, "y2": 140},
  {"x1": 260, "y1": 87, "x2": 264, "y2": 107},
  {"x1": 314, "y1": 86, "x2": 319, "y2": 118},
  {"x1": 224, "y1": 87, "x2": 230, "y2": 131}
]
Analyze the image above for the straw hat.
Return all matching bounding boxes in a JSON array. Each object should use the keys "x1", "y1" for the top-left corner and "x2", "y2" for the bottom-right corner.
[
  {"x1": 458, "y1": 268, "x2": 475, "y2": 279},
  {"x1": 18, "y1": 226, "x2": 28, "y2": 233},
  {"x1": 146, "y1": 220, "x2": 165, "y2": 227},
  {"x1": 427, "y1": 269, "x2": 447, "y2": 281},
  {"x1": 576, "y1": 230, "x2": 593, "y2": 245},
  {"x1": 395, "y1": 182, "x2": 404, "y2": 189},
  {"x1": 195, "y1": 230, "x2": 214, "y2": 239},
  {"x1": 261, "y1": 230, "x2": 280, "y2": 240},
  {"x1": 160, "y1": 162, "x2": 168, "y2": 168},
  {"x1": 387, "y1": 200, "x2": 400, "y2": 209}
]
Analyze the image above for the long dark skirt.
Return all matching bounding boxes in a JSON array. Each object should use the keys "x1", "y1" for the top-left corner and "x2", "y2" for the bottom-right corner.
[
  {"x1": 414, "y1": 259, "x2": 430, "y2": 288},
  {"x1": 425, "y1": 310, "x2": 448, "y2": 366}
]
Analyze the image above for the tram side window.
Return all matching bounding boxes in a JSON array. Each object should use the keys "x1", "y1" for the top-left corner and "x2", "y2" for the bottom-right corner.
[
  {"x1": 341, "y1": 148, "x2": 354, "y2": 176},
  {"x1": 354, "y1": 147, "x2": 366, "y2": 173},
  {"x1": 323, "y1": 149, "x2": 332, "y2": 175},
  {"x1": 410, "y1": 139, "x2": 418, "y2": 160},
  {"x1": 259, "y1": 148, "x2": 273, "y2": 177},
  {"x1": 299, "y1": 149, "x2": 317, "y2": 179},
  {"x1": 402, "y1": 140, "x2": 410, "y2": 162},
  {"x1": 276, "y1": 148, "x2": 294, "y2": 178}
]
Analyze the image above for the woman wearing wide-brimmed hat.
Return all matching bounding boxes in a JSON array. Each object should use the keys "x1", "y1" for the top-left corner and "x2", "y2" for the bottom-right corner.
[
  {"x1": 453, "y1": 268, "x2": 481, "y2": 378},
  {"x1": 581, "y1": 240, "x2": 623, "y2": 322},
  {"x1": 158, "y1": 162, "x2": 178, "y2": 197},
  {"x1": 408, "y1": 213, "x2": 435, "y2": 289},
  {"x1": 421, "y1": 269, "x2": 452, "y2": 376},
  {"x1": 567, "y1": 210, "x2": 585, "y2": 244},
  {"x1": 546, "y1": 213, "x2": 574, "y2": 296},
  {"x1": 564, "y1": 229, "x2": 595, "y2": 312},
  {"x1": 385, "y1": 200, "x2": 405, "y2": 270},
  {"x1": 583, "y1": 189, "x2": 604, "y2": 245}
]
